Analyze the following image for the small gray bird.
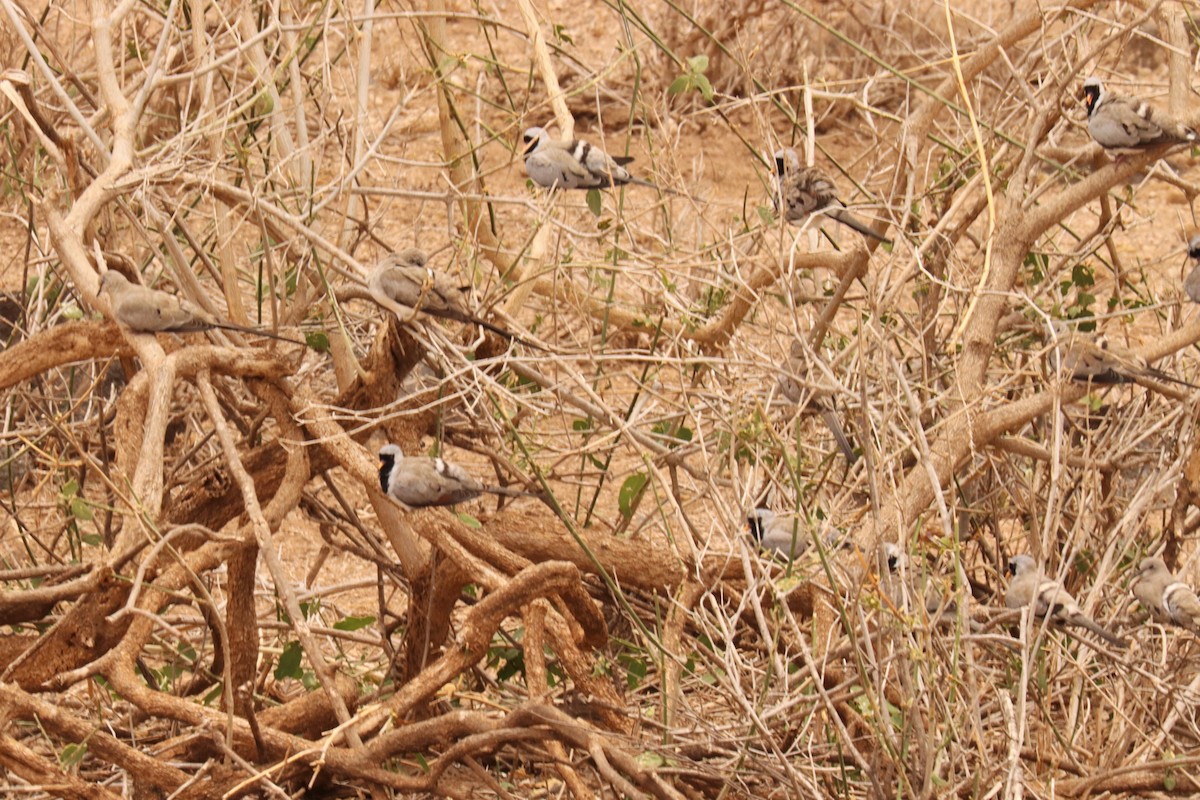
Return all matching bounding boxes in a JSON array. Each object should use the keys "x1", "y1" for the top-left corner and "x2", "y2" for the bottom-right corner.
[
  {"x1": 1005, "y1": 554, "x2": 1126, "y2": 648},
  {"x1": 747, "y1": 508, "x2": 807, "y2": 559},
  {"x1": 777, "y1": 339, "x2": 856, "y2": 464},
  {"x1": 747, "y1": 507, "x2": 847, "y2": 562},
  {"x1": 98, "y1": 270, "x2": 300, "y2": 343},
  {"x1": 1050, "y1": 332, "x2": 1199, "y2": 390},
  {"x1": 367, "y1": 249, "x2": 528, "y2": 343},
  {"x1": 772, "y1": 149, "x2": 890, "y2": 243},
  {"x1": 1131, "y1": 556, "x2": 1200, "y2": 634},
  {"x1": 883, "y1": 543, "x2": 958, "y2": 618},
  {"x1": 521, "y1": 126, "x2": 668, "y2": 191},
  {"x1": 1184, "y1": 234, "x2": 1200, "y2": 303},
  {"x1": 1080, "y1": 77, "x2": 1197, "y2": 153},
  {"x1": 378, "y1": 443, "x2": 534, "y2": 508}
]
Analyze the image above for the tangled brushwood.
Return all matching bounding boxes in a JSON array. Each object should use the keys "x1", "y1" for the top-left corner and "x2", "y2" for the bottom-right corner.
[{"x1": 4, "y1": 0, "x2": 1200, "y2": 797}]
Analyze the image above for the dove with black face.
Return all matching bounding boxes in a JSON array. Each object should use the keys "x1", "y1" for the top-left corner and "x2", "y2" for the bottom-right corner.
[
  {"x1": 1005, "y1": 554, "x2": 1126, "y2": 648},
  {"x1": 772, "y1": 148, "x2": 890, "y2": 243},
  {"x1": 1080, "y1": 77, "x2": 1197, "y2": 153},
  {"x1": 378, "y1": 443, "x2": 534, "y2": 508},
  {"x1": 521, "y1": 126, "x2": 671, "y2": 192},
  {"x1": 747, "y1": 508, "x2": 806, "y2": 559}
]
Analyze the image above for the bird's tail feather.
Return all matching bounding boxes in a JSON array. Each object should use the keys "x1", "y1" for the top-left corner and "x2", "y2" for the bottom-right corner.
[
  {"x1": 465, "y1": 315, "x2": 546, "y2": 351},
  {"x1": 214, "y1": 323, "x2": 306, "y2": 346},
  {"x1": 1070, "y1": 615, "x2": 1127, "y2": 649},
  {"x1": 825, "y1": 208, "x2": 892, "y2": 244},
  {"x1": 819, "y1": 407, "x2": 857, "y2": 465},
  {"x1": 483, "y1": 486, "x2": 540, "y2": 500},
  {"x1": 626, "y1": 176, "x2": 697, "y2": 200}
]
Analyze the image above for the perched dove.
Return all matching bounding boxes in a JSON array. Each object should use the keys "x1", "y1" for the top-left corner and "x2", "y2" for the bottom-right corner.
[
  {"x1": 1050, "y1": 332, "x2": 1198, "y2": 390},
  {"x1": 777, "y1": 338, "x2": 857, "y2": 464},
  {"x1": 772, "y1": 148, "x2": 890, "y2": 243},
  {"x1": 378, "y1": 443, "x2": 534, "y2": 508},
  {"x1": 747, "y1": 508, "x2": 807, "y2": 559},
  {"x1": 367, "y1": 249, "x2": 529, "y2": 343},
  {"x1": 521, "y1": 126, "x2": 671, "y2": 192},
  {"x1": 1131, "y1": 556, "x2": 1200, "y2": 634},
  {"x1": 1184, "y1": 234, "x2": 1200, "y2": 303},
  {"x1": 747, "y1": 507, "x2": 847, "y2": 562},
  {"x1": 882, "y1": 543, "x2": 958, "y2": 619},
  {"x1": 1080, "y1": 77, "x2": 1197, "y2": 153},
  {"x1": 1004, "y1": 554, "x2": 1126, "y2": 648},
  {"x1": 98, "y1": 270, "x2": 300, "y2": 343}
]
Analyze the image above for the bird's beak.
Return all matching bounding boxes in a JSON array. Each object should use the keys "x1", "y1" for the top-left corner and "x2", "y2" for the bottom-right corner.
[{"x1": 1080, "y1": 85, "x2": 1098, "y2": 111}]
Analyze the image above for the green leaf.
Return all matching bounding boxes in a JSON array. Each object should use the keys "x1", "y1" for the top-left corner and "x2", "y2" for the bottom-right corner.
[
  {"x1": 304, "y1": 330, "x2": 330, "y2": 352},
  {"x1": 618, "y1": 472, "x2": 648, "y2": 518},
  {"x1": 275, "y1": 641, "x2": 303, "y2": 680},
  {"x1": 80, "y1": 533, "x2": 103, "y2": 547},
  {"x1": 637, "y1": 751, "x2": 666, "y2": 769},
  {"x1": 254, "y1": 90, "x2": 274, "y2": 115},
  {"x1": 622, "y1": 655, "x2": 648, "y2": 688},
  {"x1": 696, "y1": 74, "x2": 714, "y2": 101},
  {"x1": 456, "y1": 512, "x2": 482, "y2": 528},
  {"x1": 333, "y1": 615, "x2": 376, "y2": 632},
  {"x1": 652, "y1": 422, "x2": 693, "y2": 447},
  {"x1": 62, "y1": 304, "x2": 84, "y2": 320},
  {"x1": 667, "y1": 76, "x2": 690, "y2": 96},
  {"x1": 60, "y1": 743, "x2": 87, "y2": 770},
  {"x1": 586, "y1": 188, "x2": 602, "y2": 217},
  {"x1": 61, "y1": 479, "x2": 79, "y2": 498},
  {"x1": 572, "y1": 417, "x2": 594, "y2": 432},
  {"x1": 69, "y1": 497, "x2": 93, "y2": 521},
  {"x1": 687, "y1": 54, "x2": 709, "y2": 72}
]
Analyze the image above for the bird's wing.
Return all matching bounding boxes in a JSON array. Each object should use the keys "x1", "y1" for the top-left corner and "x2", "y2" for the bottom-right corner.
[
  {"x1": 117, "y1": 284, "x2": 207, "y2": 331},
  {"x1": 1184, "y1": 264, "x2": 1200, "y2": 303},
  {"x1": 1091, "y1": 99, "x2": 1170, "y2": 147},
  {"x1": 1132, "y1": 578, "x2": 1170, "y2": 621},
  {"x1": 781, "y1": 175, "x2": 824, "y2": 220},
  {"x1": 576, "y1": 143, "x2": 632, "y2": 185},
  {"x1": 375, "y1": 266, "x2": 461, "y2": 317},
  {"x1": 1032, "y1": 579, "x2": 1075, "y2": 619},
  {"x1": 526, "y1": 147, "x2": 595, "y2": 188},
  {"x1": 392, "y1": 458, "x2": 483, "y2": 506},
  {"x1": 1164, "y1": 582, "x2": 1200, "y2": 629}
]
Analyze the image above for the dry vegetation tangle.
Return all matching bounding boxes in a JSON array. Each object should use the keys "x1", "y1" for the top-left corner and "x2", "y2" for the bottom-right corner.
[{"x1": 8, "y1": 0, "x2": 1200, "y2": 798}]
